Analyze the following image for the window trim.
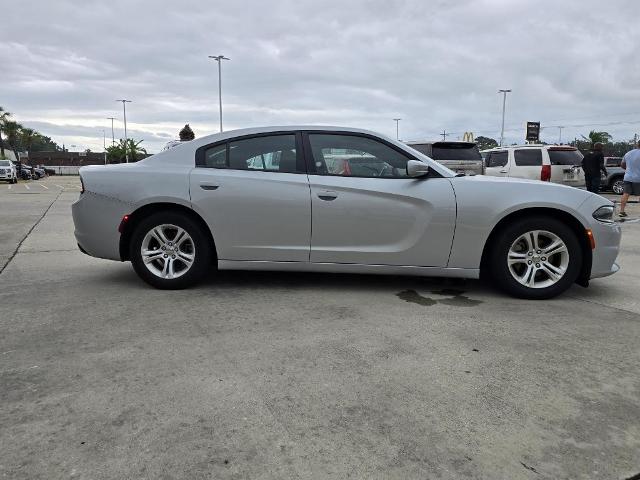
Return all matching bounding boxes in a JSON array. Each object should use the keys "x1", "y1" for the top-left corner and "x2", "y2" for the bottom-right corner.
[
  {"x1": 301, "y1": 131, "x2": 441, "y2": 179},
  {"x1": 195, "y1": 131, "x2": 306, "y2": 174}
]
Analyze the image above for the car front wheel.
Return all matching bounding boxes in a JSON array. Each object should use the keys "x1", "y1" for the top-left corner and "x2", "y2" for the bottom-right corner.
[
  {"x1": 130, "y1": 212, "x2": 213, "y2": 289},
  {"x1": 611, "y1": 178, "x2": 625, "y2": 195},
  {"x1": 489, "y1": 217, "x2": 582, "y2": 299}
]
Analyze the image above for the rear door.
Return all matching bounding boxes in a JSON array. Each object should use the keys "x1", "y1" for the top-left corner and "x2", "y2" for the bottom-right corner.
[
  {"x1": 304, "y1": 132, "x2": 456, "y2": 267},
  {"x1": 547, "y1": 147, "x2": 584, "y2": 186},
  {"x1": 512, "y1": 148, "x2": 543, "y2": 180},
  {"x1": 484, "y1": 150, "x2": 509, "y2": 177},
  {"x1": 189, "y1": 132, "x2": 311, "y2": 262}
]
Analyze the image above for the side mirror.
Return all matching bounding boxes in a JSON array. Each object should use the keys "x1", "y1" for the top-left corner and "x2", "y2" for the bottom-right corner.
[{"x1": 406, "y1": 160, "x2": 430, "y2": 178}]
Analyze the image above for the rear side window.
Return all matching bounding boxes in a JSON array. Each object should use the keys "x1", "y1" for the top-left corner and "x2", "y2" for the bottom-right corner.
[
  {"x1": 486, "y1": 151, "x2": 508, "y2": 167},
  {"x1": 548, "y1": 149, "x2": 583, "y2": 166},
  {"x1": 431, "y1": 143, "x2": 481, "y2": 161},
  {"x1": 198, "y1": 134, "x2": 301, "y2": 173},
  {"x1": 514, "y1": 149, "x2": 542, "y2": 166}
]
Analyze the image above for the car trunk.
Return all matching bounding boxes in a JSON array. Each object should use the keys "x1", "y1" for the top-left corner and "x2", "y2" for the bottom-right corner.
[
  {"x1": 409, "y1": 142, "x2": 484, "y2": 175},
  {"x1": 547, "y1": 147, "x2": 584, "y2": 186}
]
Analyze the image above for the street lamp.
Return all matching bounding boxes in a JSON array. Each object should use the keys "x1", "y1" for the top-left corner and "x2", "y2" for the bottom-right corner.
[
  {"x1": 498, "y1": 89, "x2": 511, "y2": 146},
  {"x1": 208, "y1": 55, "x2": 230, "y2": 132},
  {"x1": 393, "y1": 118, "x2": 401, "y2": 141},
  {"x1": 558, "y1": 126, "x2": 564, "y2": 144},
  {"x1": 103, "y1": 129, "x2": 107, "y2": 165},
  {"x1": 106, "y1": 117, "x2": 116, "y2": 145},
  {"x1": 115, "y1": 100, "x2": 132, "y2": 162}
]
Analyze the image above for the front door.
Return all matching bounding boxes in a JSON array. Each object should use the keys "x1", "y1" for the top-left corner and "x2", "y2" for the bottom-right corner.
[
  {"x1": 190, "y1": 132, "x2": 311, "y2": 262},
  {"x1": 304, "y1": 132, "x2": 456, "y2": 267}
]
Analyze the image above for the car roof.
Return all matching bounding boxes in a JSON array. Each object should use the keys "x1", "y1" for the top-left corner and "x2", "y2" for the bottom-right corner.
[
  {"x1": 405, "y1": 141, "x2": 476, "y2": 147},
  {"x1": 480, "y1": 144, "x2": 577, "y2": 153}
]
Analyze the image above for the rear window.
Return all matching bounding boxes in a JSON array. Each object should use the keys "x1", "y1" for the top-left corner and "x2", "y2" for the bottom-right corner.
[
  {"x1": 431, "y1": 143, "x2": 481, "y2": 161},
  {"x1": 514, "y1": 149, "x2": 542, "y2": 166},
  {"x1": 548, "y1": 148, "x2": 582, "y2": 166},
  {"x1": 606, "y1": 157, "x2": 622, "y2": 167}
]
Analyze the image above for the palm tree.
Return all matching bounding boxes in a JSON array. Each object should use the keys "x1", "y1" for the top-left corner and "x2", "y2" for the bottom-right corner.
[
  {"x1": 106, "y1": 138, "x2": 147, "y2": 163},
  {"x1": 0, "y1": 107, "x2": 11, "y2": 158},
  {"x1": 3, "y1": 120, "x2": 23, "y2": 160},
  {"x1": 20, "y1": 128, "x2": 36, "y2": 159},
  {"x1": 581, "y1": 130, "x2": 612, "y2": 145}
]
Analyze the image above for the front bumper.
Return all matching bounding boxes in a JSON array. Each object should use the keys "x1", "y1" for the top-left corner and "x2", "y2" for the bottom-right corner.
[
  {"x1": 72, "y1": 192, "x2": 133, "y2": 261},
  {"x1": 589, "y1": 221, "x2": 621, "y2": 279}
]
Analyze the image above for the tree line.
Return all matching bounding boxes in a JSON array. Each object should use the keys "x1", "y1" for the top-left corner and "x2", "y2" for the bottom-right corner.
[{"x1": 0, "y1": 106, "x2": 61, "y2": 159}]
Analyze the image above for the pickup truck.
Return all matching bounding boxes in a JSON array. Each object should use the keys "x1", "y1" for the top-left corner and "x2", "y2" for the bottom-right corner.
[{"x1": 405, "y1": 141, "x2": 484, "y2": 176}]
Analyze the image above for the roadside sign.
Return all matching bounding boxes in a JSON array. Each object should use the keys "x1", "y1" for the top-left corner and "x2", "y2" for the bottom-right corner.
[{"x1": 526, "y1": 122, "x2": 540, "y2": 142}]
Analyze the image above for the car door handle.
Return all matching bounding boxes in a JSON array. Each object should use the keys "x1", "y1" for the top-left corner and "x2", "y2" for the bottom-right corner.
[
  {"x1": 499, "y1": 169, "x2": 508, "y2": 173},
  {"x1": 200, "y1": 184, "x2": 219, "y2": 191},
  {"x1": 317, "y1": 190, "x2": 338, "y2": 201}
]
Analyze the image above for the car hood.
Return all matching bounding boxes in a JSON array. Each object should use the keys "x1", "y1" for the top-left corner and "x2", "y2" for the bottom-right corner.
[{"x1": 450, "y1": 174, "x2": 605, "y2": 208}]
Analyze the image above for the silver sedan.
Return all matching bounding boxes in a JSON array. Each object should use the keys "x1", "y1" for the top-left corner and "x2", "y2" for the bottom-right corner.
[{"x1": 72, "y1": 126, "x2": 621, "y2": 299}]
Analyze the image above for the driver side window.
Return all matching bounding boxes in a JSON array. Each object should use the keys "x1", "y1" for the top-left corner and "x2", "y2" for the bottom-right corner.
[{"x1": 307, "y1": 134, "x2": 410, "y2": 178}]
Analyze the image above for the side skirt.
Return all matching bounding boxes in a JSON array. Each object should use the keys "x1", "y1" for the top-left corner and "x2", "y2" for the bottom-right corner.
[{"x1": 217, "y1": 260, "x2": 480, "y2": 279}]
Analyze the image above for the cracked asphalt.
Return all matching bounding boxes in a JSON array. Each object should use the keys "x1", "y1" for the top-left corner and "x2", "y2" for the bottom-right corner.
[{"x1": 1, "y1": 176, "x2": 640, "y2": 479}]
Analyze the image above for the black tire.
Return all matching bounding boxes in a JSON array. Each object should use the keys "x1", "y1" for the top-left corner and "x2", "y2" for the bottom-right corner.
[
  {"x1": 130, "y1": 211, "x2": 213, "y2": 289},
  {"x1": 488, "y1": 216, "x2": 582, "y2": 299}
]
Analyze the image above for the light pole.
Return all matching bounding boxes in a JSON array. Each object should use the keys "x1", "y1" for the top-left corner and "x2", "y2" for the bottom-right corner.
[
  {"x1": 115, "y1": 100, "x2": 132, "y2": 162},
  {"x1": 498, "y1": 89, "x2": 511, "y2": 146},
  {"x1": 106, "y1": 117, "x2": 116, "y2": 145},
  {"x1": 393, "y1": 118, "x2": 401, "y2": 141},
  {"x1": 558, "y1": 126, "x2": 564, "y2": 144},
  {"x1": 103, "y1": 129, "x2": 107, "y2": 165},
  {"x1": 208, "y1": 55, "x2": 230, "y2": 132}
]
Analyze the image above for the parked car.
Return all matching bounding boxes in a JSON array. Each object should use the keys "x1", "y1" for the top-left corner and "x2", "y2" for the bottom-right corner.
[
  {"x1": 405, "y1": 141, "x2": 484, "y2": 175},
  {"x1": 483, "y1": 145, "x2": 585, "y2": 187},
  {"x1": 33, "y1": 167, "x2": 46, "y2": 179},
  {"x1": 44, "y1": 167, "x2": 56, "y2": 176},
  {"x1": 19, "y1": 165, "x2": 32, "y2": 180},
  {"x1": 600, "y1": 157, "x2": 625, "y2": 194},
  {"x1": 0, "y1": 159, "x2": 18, "y2": 183},
  {"x1": 73, "y1": 126, "x2": 620, "y2": 299}
]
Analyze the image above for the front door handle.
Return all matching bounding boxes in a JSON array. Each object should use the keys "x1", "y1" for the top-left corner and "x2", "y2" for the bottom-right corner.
[
  {"x1": 200, "y1": 184, "x2": 219, "y2": 191},
  {"x1": 499, "y1": 169, "x2": 508, "y2": 174},
  {"x1": 317, "y1": 190, "x2": 338, "y2": 201}
]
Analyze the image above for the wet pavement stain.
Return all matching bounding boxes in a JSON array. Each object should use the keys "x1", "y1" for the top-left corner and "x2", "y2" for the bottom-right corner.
[{"x1": 396, "y1": 289, "x2": 482, "y2": 307}]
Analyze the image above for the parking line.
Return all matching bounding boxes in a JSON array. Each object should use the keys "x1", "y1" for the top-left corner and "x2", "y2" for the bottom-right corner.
[
  {"x1": 40, "y1": 184, "x2": 49, "y2": 189},
  {"x1": 8, "y1": 184, "x2": 12, "y2": 190},
  {"x1": 24, "y1": 184, "x2": 30, "y2": 190},
  {"x1": 55, "y1": 184, "x2": 64, "y2": 189}
]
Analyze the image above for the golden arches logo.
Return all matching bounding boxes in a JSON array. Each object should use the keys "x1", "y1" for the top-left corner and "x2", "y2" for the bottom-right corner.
[{"x1": 462, "y1": 132, "x2": 474, "y2": 142}]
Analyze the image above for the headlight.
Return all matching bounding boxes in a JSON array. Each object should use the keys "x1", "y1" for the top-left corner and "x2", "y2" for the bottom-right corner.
[{"x1": 593, "y1": 205, "x2": 614, "y2": 223}]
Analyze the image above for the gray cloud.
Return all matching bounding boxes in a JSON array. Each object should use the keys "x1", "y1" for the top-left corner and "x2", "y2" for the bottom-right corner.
[{"x1": 2, "y1": 0, "x2": 640, "y2": 152}]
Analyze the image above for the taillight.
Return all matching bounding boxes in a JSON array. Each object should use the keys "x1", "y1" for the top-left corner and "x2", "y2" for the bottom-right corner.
[
  {"x1": 80, "y1": 175, "x2": 85, "y2": 193},
  {"x1": 541, "y1": 164, "x2": 551, "y2": 182},
  {"x1": 118, "y1": 214, "x2": 130, "y2": 233}
]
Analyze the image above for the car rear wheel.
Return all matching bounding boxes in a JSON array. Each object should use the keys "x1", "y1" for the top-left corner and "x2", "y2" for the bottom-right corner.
[
  {"x1": 489, "y1": 217, "x2": 582, "y2": 299},
  {"x1": 611, "y1": 178, "x2": 625, "y2": 195},
  {"x1": 130, "y1": 212, "x2": 212, "y2": 289}
]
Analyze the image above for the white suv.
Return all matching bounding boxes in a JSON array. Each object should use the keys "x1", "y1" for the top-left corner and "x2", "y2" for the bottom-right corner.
[
  {"x1": 483, "y1": 145, "x2": 584, "y2": 187},
  {"x1": 0, "y1": 160, "x2": 17, "y2": 184}
]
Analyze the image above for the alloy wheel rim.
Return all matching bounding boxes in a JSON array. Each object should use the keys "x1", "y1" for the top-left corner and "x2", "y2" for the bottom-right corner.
[
  {"x1": 613, "y1": 181, "x2": 624, "y2": 195},
  {"x1": 507, "y1": 230, "x2": 569, "y2": 289},
  {"x1": 140, "y1": 224, "x2": 195, "y2": 279}
]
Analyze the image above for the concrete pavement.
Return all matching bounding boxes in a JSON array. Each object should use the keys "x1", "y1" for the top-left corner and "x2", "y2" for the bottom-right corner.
[{"x1": 1, "y1": 176, "x2": 639, "y2": 479}]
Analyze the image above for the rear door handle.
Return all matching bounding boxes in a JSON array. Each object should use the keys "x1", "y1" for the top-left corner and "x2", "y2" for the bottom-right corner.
[
  {"x1": 317, "y1": 190, "x2": 338, "y2": 201},
  {"x1": 200, "y1": 184, "x2": 219, "y2": 191},
  {"x1": 499, "y1": 169, "x2": 508, "y2": 173}
]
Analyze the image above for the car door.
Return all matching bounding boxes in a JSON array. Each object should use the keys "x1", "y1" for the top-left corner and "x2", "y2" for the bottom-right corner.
[
  {"x1": 189, "y1": 132, "x2": 311, "y2": 262},
  {"x1": 512, "y1": 148, "x2": 543, "y2": 180},
  {"x1": 304, "y1": 132, "x2": 456, "y2": 267},
  {"x1": 484, "y1": 150, "x2": 509, "y2": 177}
]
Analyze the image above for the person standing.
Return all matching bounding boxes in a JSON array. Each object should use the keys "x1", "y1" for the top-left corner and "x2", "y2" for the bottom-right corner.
[
  {"x1": 619, "y1": 140, "x2": 640, "y2": 217},
  {"x1": 581, "y1": 142, "x2": 607, "y2": 193}
]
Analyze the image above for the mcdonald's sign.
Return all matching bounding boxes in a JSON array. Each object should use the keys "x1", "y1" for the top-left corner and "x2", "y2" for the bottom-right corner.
[{"x1": 462, "y1": 132, "x2": 474, "y2": 142}]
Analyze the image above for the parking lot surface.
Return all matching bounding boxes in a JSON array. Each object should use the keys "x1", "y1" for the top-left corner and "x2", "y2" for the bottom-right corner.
[{"x1": 1, "y1": 176, "x2": 640, "y2": 479}]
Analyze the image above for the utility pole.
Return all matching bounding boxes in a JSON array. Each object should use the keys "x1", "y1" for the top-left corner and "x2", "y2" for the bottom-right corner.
[
  {"x1": 208, "y1": 55, "x2": 230, "y2": 132},
  {"x1": 498, "y1": 89, "x2": 511, "y2": 146},
  {"x1": 558, "y1": 126, "x2": 564, "y2": 144},
  {"x1": 393, "y1": 118, "x2": 401, "y2": 140},
  {"x1": 106, "y1": 117, "x2": 116, "y2": 145},
  {"x1": 440, "y1": 130, "x2": 449, "y2": 141},
  {"x1": 115, "y1": 100, "x2": 132, "y2": 162}
]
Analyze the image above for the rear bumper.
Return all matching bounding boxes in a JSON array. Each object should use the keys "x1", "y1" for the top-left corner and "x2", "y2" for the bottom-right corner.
[{"x1": 72, "y1": 192, "x2": 133, "y2": 261}]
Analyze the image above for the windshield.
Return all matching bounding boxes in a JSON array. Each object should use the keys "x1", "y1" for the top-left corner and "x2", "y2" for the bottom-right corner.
[
  {"x1": 0, "y1": 160, "x2": 11, "y2": 167},
  {"x1": 548, "y1": 148, "x2": 583, "y2": 166},
  {"x1": 431, "y1": 143, "x2": 482, "y2": 161}
]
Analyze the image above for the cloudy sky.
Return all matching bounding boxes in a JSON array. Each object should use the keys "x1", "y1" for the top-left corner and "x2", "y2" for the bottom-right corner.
[{"x1": 2, "y1": 0, "x2": 639, "y2": 153}]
